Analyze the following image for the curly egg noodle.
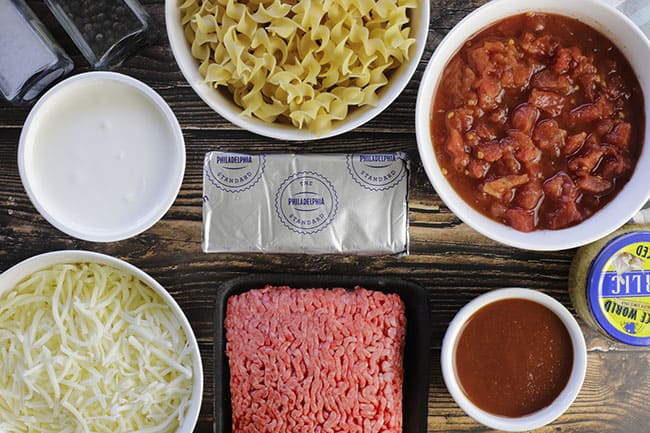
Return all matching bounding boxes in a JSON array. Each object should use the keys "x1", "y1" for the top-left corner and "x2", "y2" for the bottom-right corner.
[
  {"x1": 0, "y1": 263, "x2": 193, "y2": 433},
  {"x1": 180, "y1": 0, "x2": 416, "y2": 133}
]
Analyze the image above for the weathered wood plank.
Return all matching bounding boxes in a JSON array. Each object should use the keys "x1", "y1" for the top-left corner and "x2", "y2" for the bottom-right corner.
[{"x1": 1, "y1": 0, "x2": 649, "y2": 432}]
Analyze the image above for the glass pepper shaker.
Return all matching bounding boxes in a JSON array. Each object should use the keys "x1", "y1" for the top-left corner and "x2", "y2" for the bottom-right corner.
[
  {"x1": 44, "y1": 0, "x2": 157, "y2": 69},
  {"x1": 0, "y1": 0, "x2": 74, "y2": 105}
]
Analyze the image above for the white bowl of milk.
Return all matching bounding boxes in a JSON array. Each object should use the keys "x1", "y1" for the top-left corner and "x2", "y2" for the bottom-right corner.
[{"x1": 18, "y1": 72, "x2": 185, "y2": 242}]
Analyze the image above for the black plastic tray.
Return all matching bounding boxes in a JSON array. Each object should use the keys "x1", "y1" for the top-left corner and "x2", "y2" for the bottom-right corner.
[{"x1": 214, "y1": 274, "x2": 431, "y2": 433}]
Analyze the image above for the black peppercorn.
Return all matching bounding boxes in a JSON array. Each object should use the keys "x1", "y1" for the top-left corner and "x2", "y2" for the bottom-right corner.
[{"x1": 45, "y1": 0, "x2": 155, "y2": 69}]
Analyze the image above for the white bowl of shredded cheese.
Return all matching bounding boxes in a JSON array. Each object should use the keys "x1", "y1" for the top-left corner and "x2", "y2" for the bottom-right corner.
[
  {"x1": 0, "y1": 250, "x2": 203, "y2": 433},
  {"x1": 165, "y1": 0, "x2": 429, "y2": 140}
]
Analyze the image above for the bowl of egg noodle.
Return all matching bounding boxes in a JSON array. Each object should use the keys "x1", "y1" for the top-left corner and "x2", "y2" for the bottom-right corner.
[
  {"x1": 166, "y1": 0, "x2": 429, "y2": 140},
  {"x1": 0, "y1": 250, "x2": 203, "y2": 433}
]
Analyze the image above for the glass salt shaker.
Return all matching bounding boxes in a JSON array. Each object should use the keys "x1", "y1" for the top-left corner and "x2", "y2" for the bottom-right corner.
[
  {"x1": 44, "y1": 0, "x2": 157, "y2": 69},
  {"x1": 0, "y1": 0, "x2": 74, "y2": 105}
]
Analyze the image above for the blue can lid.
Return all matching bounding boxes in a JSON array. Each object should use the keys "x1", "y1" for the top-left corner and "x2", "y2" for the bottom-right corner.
[{"x1": 587, "y1": 231, "x2": 650, "y2": 346}]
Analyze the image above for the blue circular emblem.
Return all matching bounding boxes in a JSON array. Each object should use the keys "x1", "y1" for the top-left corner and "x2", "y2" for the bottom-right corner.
[
  {"x1": 275, "y1": 171, "x2": 338, "y2": 234},
  {"x1": 205, "y1": 153, "x2": 265, "y2": 193},
  {"x1": 346, "y1": 153, "x2": 407, "y2": 191},
  {"x1": 587, "y1": 231, "x2": 650, "y2": 346}
]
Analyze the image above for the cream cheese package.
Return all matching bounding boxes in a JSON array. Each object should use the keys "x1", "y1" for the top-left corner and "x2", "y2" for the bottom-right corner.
[{"x1": 203, "y1": 152, "x2": 409, "y2": 255}]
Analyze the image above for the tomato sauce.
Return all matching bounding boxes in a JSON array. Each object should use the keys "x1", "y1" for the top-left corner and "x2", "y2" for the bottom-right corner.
[
  {"x1": 431, "y1": 13, "x2": 645, "y2": 232},
  {"x1": 455, "y1": 299, "x2": 574, "y2": 417}
]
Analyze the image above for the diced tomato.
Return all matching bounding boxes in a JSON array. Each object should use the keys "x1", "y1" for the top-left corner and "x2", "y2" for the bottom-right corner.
[
  {"x1": 514, "y1": 181, "x2": 544, "y2": 210},
  {"x1": 599, "y1": 146, "x2": 632, "y2": 178},
  {"x1": 467, "y1": 41, "x2": 509, "y2": 76},
  {"x1": 564, "y1": 132, "x2": 587, "y2": 155},
  {"x1": 553, "y1": 50, "x2": 573, "y2": 74},
  {"x1": 475, "y1": 124, "x2": 497, "y2": 141},
  {"x1": 577, "y1": 175, "x2": 612, "y2": 194},
  {"x1": 569, "y1": 146, "x2": 606, "y2": 176},
  {"x1": 505, "y1": 208, "x2": 536, "y2": 232},
  {"x1": 520, "y1": 33, "x2": 558, "y2": 58},
  {"x1": 572, "y1": 56, "x2": 599, "y2": 100},
  {"x1": 476, "y1": 140, "x2": 504, "y2": 163},
  {"x1": 446, "y1": 107, "x2": 475, "y2": 132},
  {"x1": 482, "y1": 174, "x2": 529, "y2": 201},
  {"x1": 545, "y1": 203, "x2": 583, "y2": 229},
  {"x1": 529, "y1": 89, "x2": 566, "y2": 116},
  {"x1": 511, "y1": 103, "x2": 540, "y2": 135},
  {"x1": 440, "y1": 57, "x2": 478, "y2": 107},
  {"x1": 605, "y1": 122, "x2": 632, "y2": 150},
  {"x1": 489, "y1": 202, "x2": 508, "y2": 219},
  {"x1": 467, "y1": 45, "x2": 492, "y2": 74},
  {"x1": 542, "y1": 172, "x2": 583, "y2": 229},
  {"x1": 490, "y1": 107, "x2": 509, "y2": 124},
  {"x1": 573, "y1": 56, "x2": 598, "y2": 78},
  {"x1": 476, "y1": 77, "x2": 504, "y2": 111},
  {"x1": 504, "y1": 131, "x2": 541, "y2": 163},
  {"x1": 532, "y1": 119, "x2": 567, "y2": 157},
  {"x1": 501, "y1": 149, "x2": 522, "y2": 173},
  {"x1": 599, "y1": 159, "x2": 631, "y2": 179},
  {"x1": 579, "y1": 74, "x2": 598, "y2": 101},
  {"x1": 551, "y1": 47, "x2": 580, "y2": 74},
  {"x1": 501, "y1": 69, "x2": 515, "y2": 89},
  {"x1": 467, "y1": 159, "x2": 491, "y2": 179},
  {"x1": 512, "y1": 62, "x2": 535, "y2": 87},
  {"x1": 570, "y1": 97, "x2": 614, "y2": 123},
  {"x1": 595, "y1": 119, "x2": 615, "y2": 136},
  {"x1": 447, "y1": 128, "x2": 470, "y2": 169},
  {"x1": 531, "y1": 70, "x2": 573, "y2": 95},
  {"x1": 523, "y1": 161, "x2": 543, "y2": 182},
  {"x1": 543, "y1": 172, "x2": 577, "y2": 201}
]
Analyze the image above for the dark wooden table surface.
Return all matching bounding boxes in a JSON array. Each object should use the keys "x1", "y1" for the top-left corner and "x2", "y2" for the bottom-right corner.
[{"x1": 1, "y1": 1, "x2": 649, "y2": 432}]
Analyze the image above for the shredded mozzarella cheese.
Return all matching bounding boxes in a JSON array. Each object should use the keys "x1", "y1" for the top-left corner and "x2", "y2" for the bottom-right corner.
[{"x1": 0, "y1": 263, "x2": 193, "y2": 433}]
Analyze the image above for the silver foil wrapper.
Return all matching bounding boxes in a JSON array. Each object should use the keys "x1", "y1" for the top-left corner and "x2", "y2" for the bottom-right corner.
[{"x1": 203, "y1": 152, "x2": 409, "y2": 255}]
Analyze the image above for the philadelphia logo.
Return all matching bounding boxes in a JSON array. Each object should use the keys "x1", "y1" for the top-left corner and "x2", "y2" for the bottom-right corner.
[
  {"x1": 346, "y1": 153, "x2": 408, "y2": 191},
  {"x1": 275, "y1": 171, "x2": 338, "y2": 235},
  {"x1": 205, "y1": 152, "x2": 265, "y2": 193}
]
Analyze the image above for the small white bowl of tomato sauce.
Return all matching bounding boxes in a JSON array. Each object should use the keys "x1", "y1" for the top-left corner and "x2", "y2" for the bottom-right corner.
[
  {"x1": 441, "y1": 288, "x2": 587, "y2": 432},
  {"x1": 415, "y1": 0, "x2": 650, "y2": 250}
]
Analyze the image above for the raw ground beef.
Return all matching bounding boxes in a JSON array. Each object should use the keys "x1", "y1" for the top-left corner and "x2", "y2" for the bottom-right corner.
[{"x1": 225, "y1": 285, "x2": 406, "y2": 433}]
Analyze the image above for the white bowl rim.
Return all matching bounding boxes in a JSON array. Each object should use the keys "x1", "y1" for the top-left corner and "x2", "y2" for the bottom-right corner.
[
  {"x1": 415, "y1": 0, "x2": 650, "y2": 251},
  {"x1": 440, "y1": 288, "x2": 587, "y2": 432},
  {"x1": 164, "y1": 0, "x2": 430, "y2": 141},
  {"x1": 17, "y1": 71, "x2": 186, "y2": 243},
  {"x1": 0, "y1": 250, "x2": 204, "y2": 433}
]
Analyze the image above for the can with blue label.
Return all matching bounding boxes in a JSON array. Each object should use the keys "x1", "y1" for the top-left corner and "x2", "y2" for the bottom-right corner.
[{"x1": 569, "y1": 225, "x2": 650, "y2": 346}]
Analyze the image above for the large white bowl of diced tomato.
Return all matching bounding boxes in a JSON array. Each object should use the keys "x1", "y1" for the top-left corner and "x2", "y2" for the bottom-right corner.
[{"x1": 416, "y1": 0, "x2": 650, "y2": 250}]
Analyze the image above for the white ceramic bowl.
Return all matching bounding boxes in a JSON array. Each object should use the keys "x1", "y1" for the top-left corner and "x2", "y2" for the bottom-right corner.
[
  {"x1": 415, "y1": 0, "x2": 650, "y2": 250},
  {"x1": 165, "y1": 0, "x2": 429, "y2": 141},
  {"x1": 0, "y1": 250, "x2": 203, "y2": 433},
  {"x1": 19, "y1": 71, "x2": 185, "y2": 243},
  {"x1": 441, "y1": 288, "x2": 587, "y2": 432}
]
